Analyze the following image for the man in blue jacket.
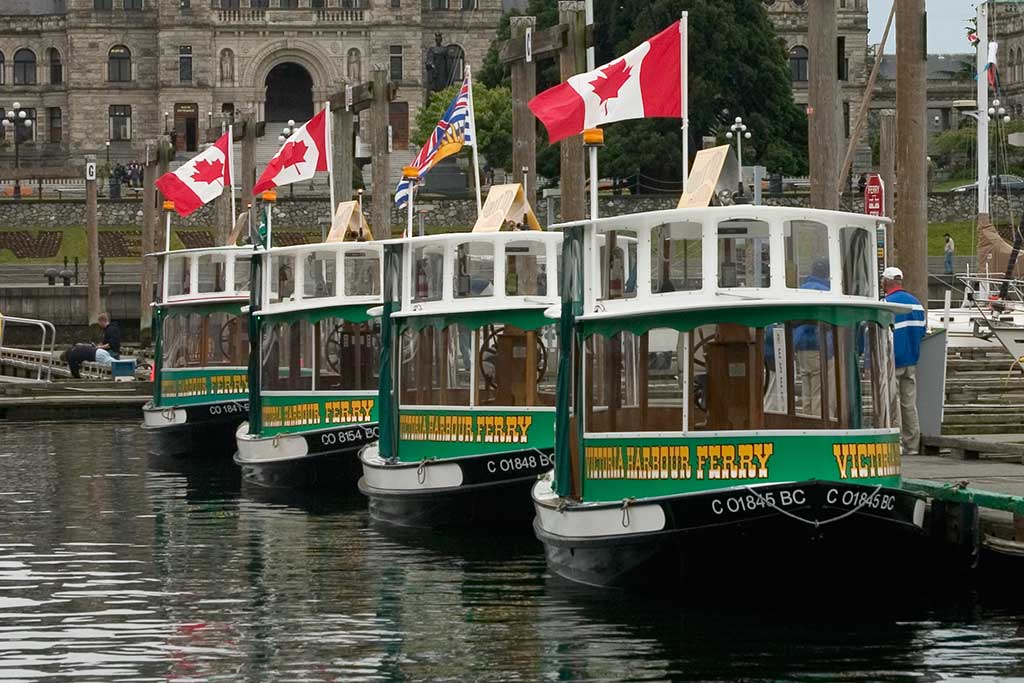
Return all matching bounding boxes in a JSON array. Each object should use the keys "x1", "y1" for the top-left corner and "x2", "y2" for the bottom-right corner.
[
  {"x1": 882, "y1": 267, "x2": 927, "y2": 454},
  {"x1": 793, "y1": 260, "x2": 833, "y2": 417}
]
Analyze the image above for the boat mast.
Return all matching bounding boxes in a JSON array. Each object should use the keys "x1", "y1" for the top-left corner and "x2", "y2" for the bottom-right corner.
[{"x1": 978, "y1": 1, "x2": 990, "y2": 221}]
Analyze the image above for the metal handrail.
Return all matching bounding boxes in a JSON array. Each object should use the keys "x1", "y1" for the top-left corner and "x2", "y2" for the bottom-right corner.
[{"x1": 0, "y1": 314, "x2": 57, "y2": 381}]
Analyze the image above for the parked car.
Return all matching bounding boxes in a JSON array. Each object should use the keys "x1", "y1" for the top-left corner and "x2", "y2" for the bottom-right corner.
[{"x1": 950, "y1": 174, "x2": 1024, "y2": 193}]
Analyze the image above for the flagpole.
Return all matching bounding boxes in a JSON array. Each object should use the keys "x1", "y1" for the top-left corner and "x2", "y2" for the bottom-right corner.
[
  {"x1": 164, "y1": 209, "x2": 172, "y2": 253},
  {"x1": 228, "y1": 124, "x2": 237, "y2": 231},
  {"x1": 585, "y1": 0, "x2": 598, "y2": 221},
  {"x1": 325, "y1": 100, "x2": 337, "y2": 223},
  {"x1": 466, "y1": 65, "x2": 483, "y2": 217},
  {"x1": 680, "y1": 12, "x2": 689, "y2": 193},
  {"x1": 407, "y1": 182, "x2": 415, "y2": 239}
]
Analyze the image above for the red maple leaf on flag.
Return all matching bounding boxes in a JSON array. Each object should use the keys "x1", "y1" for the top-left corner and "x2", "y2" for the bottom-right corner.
[
  {"x1": 589, "y1": 60, "x2": 632, "y2": 113},
  {"x1": 191, "y1": 158, "x2": 225, "y2": 185},
  {"x1": 278, "y1": 139, "x2": 309, "y2": 170}
]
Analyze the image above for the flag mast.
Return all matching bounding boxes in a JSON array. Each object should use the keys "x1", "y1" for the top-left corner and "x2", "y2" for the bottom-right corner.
[
  {"x1": 325, "y1": 101, "x2": 337, "y2": 223},
  {"x1": 584, "y1": 0, "x2": 598, "y2": 220},
  {"x1": 680, "y1": 11, "x2": 689, "y2": 193},
  {"x1": 228, "y1": 124, "x2": 237, "y2": 229},
  {"x1": 466, "y1": 64, "x2": 483, "y2": 217}
]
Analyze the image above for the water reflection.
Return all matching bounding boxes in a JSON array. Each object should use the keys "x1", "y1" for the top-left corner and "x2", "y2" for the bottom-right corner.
[{"x1": 1, "y1": 423, "x2": 1024, "y2": 682}]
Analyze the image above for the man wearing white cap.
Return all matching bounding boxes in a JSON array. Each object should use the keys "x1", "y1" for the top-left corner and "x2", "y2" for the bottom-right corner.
[{"x1": 882, "y1": 267, "x2": 927, "y2": 454}]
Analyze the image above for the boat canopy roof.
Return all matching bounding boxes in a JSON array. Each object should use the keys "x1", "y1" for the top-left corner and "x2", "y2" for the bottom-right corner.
[
  {"x1": 159, "y1": 245, "x2": 252, "y2": 308},
  {"x1": 554, "y1": 205, "x2": 903, "y2": 326},
  {"x1": 386, "y1": 230, "x2": 562, "y2": 322},
  {"x1": 258, "y1": 240, "x2": 383, "y2": 318}
]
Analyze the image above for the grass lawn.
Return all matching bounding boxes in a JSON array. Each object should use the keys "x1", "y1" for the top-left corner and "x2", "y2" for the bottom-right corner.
[{"x1": 928, "y1": 221, "x2": 975, "y2": 256}]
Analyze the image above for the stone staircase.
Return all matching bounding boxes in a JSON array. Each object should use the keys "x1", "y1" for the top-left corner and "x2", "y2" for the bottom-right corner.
[{"x1": 942, "y1": 347, "x2": 1024, "y2": 435}]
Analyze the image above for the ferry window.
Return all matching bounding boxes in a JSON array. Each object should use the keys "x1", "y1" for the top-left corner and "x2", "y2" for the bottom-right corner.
[
  {"x1": 789, "y1": 320, "x2": 837, "y2": 421},
  {"x1": 233, "y1": 254, "x2": 251, "y2": 292},
  {"x1": 505, "y1": 240, "x2": 548, "y2": 296},
  {"x1": 206, "y1": 312, "x2": 248, "y2": 366},
  {"x1": 197, "y1": 253, "x2": 227, "y2": 293},
  {"x1": 856, "y1": 322, "x2": 898, "y2": 429},
  {"x1": 270, "y1": 254, "x2": 296, "y2": 304},
  {"x1": 651, "y1": 222, "x2": 702, "y2": 293},
  {"x1": 840, "y1": 226, "x2": 874, "y2": 297},
  {"x1": 167, "y1": 255, "x2": 190, "y2": 296},
  {"x1": 317, "y1": 318, "x2": 379, "y2": 392},
  {"x1": 399, "y1": 324, "x2": 471, "y2": 406},
  {"x1": 599, "y1": 230, "x2": 638, "y2": 300},
  {"x1": 717, "y1": 220, "x2": 770, "y2": 288},
  {"x1": 784, "y1": 220, "x2": 830, "y2": 290},
  {"x1": 412, "y1": 245, "x2": 444, "y2": 302},
  {"x1": 303, "y1": 250, "x2": 337, "y2": 299},
  {"x1": 161, "y1": 314, "x2": 196, "y2": 369},
  {"x1": 477, "y1": 323, "x2": 557, "y2": 407},
  {"x1": 344, "y1": 250, "x2": 381, "y2": 297},
  {"x1": 454, "y1": 241, "x2": 494, "y2": 298},
  {"x1": 261, "y1": 320, "x2": 314, "y2": 391}
]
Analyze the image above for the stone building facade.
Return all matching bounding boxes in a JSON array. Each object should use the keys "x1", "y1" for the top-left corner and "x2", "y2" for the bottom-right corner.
[{"x1": 0, "y1": 0, "x2": 501, "y2": 165}]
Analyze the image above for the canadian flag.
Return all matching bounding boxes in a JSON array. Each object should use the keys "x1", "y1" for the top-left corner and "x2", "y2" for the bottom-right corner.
[
  {"x1": 252, "y1": 108, "x2": 329, "y2": 195},
  {"x1": 154, "y1": 132, "x2": 232, "y2": 217},
  {"x1": 529, "y1": 21, "x2": 681, "y2": 143}
]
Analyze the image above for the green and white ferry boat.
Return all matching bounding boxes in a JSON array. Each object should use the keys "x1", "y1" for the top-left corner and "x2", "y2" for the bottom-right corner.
[
  {"x1": 359, "y1": 228, "x2": 562, "y2": 527},
  {"x1": 142, "y1": 246, "x2": 252, "y2": 456},
  {"x1": 532, "y1": 205, "x2": 928, "y2": 588},
  {"x1": 234, "y1": 234, "x2": 383, "y2": 488}
]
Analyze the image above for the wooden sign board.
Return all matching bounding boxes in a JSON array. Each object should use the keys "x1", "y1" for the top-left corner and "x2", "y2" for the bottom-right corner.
[
  {"x1": 678, "y1": 145, "x2": 738, "y2": 209},
  {"x1": 472, "y1": 183, "x2": 542, "y2": 233},
  {"x1": 225, "y1": 211, "x2": 249, "y2": 247},
  {"x1": 327, "y1": 200, "x2": 373, "y2": 242}
]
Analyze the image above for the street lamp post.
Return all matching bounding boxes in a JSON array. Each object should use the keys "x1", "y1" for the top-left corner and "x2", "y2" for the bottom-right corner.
[
  {"x1": 725, "y1": 116, "x2": 752, "y2": 198},
  {"x1": 3, "y1": 102, "x2": 34, "y2": 199},
  {"x1": 278, "y1": 119, "x2": 296, "y2": 199}
]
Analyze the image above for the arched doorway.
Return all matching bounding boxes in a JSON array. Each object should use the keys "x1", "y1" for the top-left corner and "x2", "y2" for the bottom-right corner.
[{"x1": 264, "y1": 62, "x2": 313, "y2": 123}]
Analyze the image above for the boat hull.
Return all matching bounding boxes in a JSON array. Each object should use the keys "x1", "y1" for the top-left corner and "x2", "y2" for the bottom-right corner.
[
  {"x1": 359, "y1": 444, "x2": 553, "y2": 529},
  {"x1": 533, "y1": 479, "x2": 928, "y2": 590},
  {"x1": 234, "y1": 421, "x2": 378, "y2": 489},
  {"x1": 141, "y1": 399, "x2": 248, "y2": 457}
]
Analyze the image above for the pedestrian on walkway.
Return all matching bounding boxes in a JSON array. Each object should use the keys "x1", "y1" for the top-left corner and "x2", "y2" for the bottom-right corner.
[
  {"x1": 944, "y1": 233, "x2": 955, "y2": 274},
  {"x1": 882, "y1": 267, "x2": 927, "y2": 455}
]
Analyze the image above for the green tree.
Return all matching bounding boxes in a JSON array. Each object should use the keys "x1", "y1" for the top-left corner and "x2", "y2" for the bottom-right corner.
[
  {"x1": 412, "y1": 82, "x2": 514, "y2": 174},
  {"x1": 479, "y1": 0, "x2": 808, "y2": 185}
]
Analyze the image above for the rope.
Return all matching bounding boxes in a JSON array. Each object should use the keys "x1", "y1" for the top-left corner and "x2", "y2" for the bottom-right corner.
[
  {"x1": 621, "y1": 496, "x2": 636, "y2": 527},
  {"x1": 417, "y1": 457, "x2": 437, "y2": 484},
  {"x1": 743, "y1": 484, "x2": 884, "y2": 529}
]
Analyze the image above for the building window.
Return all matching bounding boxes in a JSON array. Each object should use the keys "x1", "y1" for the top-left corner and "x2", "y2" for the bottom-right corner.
[
  {"x1": 49, "y1": 48, "x2": 62, "y2": 85},
  {"x1": 48, "y1": 107, "x2": 62, "y2": 143},
  {"x1": 179, "y1": 45, "x2": 193, "y2": 83},
  {"x1": 108, "y1": 45, "x2": 131, "y2": 82},
  {"x1": 389, "y1": 102, "x2": 409, "y2": 150},
  {"x1": 389, "y1": 45, "x2": 403, "y2": 81},
  {"x1": 125, "y1": 0, "x2": 143, "y2": 9},
  {"x1": 0, "y1": 52, "x2": 5, "y2": 86},
  {"x1": 280, "y1": 0, "x2": 298, "y2": 7},
  {"x1": 789, "y1": 45, "x2": 808, "y2": 82},
  {"x1": 13, "y1": 49, "x2": 37, "y2": 85},
  {"x1": 391, "y1": 0, "x2": 400, "y2": 6},
  {"x1": 461, "y1": 0, "x2": 476, "y2": 8},
  {"x1": 430, "y1": 0, "x2": 448, "y2": 7},
  {"x1": 220, "y1": 0, "x2": 240, "y2": 6},
  {"x1": 250, "y1": 0, "x2": 268, "y2": 7},
  {"x1": 312, "y1": 0, "x2": 324, "y2": 7},
  {"x1": 837, "y1": 36, "x2": 848, "y2": 81},
  {"x1": 94, "y1": 0, "x2": 112, "y2": 8},
  {"x1": 341, "y1": 0, "x2": 364, "y2": 7},
  {"x1": 109, "y1": 105, "x2": 132, "y2": 140},
  {"x1": 843, "y1": 101, "x2": 850, "y2": 138},
  {"x1": 180, "y1": 0, "x2": 191, "y2": 8}
]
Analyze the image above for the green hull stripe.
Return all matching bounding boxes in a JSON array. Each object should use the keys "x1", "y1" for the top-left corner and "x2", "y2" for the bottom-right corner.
[
  {"x1": 258, "y1": 393, "x2": 378, "y2": 437},
  {"x1": 396, "y1": 408, "x2": 555, "y2": 462},
  {"x1": 156, "y1": 367, "x2": 248, "y2": 407},
  {"x1": 580, "y1": 433, "x2": 901, "y2": 502}
]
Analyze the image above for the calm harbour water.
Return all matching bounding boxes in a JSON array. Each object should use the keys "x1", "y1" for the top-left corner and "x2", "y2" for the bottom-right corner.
[{"x1": 2, "y1": 423, "x2": 1024, "y2": 683}]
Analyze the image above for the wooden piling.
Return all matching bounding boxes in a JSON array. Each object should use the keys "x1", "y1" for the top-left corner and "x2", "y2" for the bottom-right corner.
[
  {"x1": 510, "y1": 16, "x2": 538, "y2": 210},
  {"x1": 371, "y1": 66, "x2": 392, "y2": 236},
  {"x1": 85, "y1": 154, "x2": 101, "y2": 330},
  {"x1": 558, "y1": 2, "x2": 586, "y2": 223},
  {"x1": 807, "y1": 0, "x2": 840, "y2": 210}
]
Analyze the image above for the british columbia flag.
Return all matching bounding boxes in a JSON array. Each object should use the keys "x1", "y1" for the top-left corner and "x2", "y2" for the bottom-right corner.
[{"x1": 394, "y1": 75, "x2": 474, "y2": 209}]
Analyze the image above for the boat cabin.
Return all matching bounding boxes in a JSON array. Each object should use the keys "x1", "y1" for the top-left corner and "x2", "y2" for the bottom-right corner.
[
  {"x1": 249, "y1": 240, "x2": 383, "y2": 436},
  {"x1": 379, "y1": 230, "x2": 562, "y2": 461},
  {"x1": 554, "y1": 206, "x2": 903, "y2": 501},
  {"x1": 153, "y1": 246, "x2": 252, "y2": 408}
]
